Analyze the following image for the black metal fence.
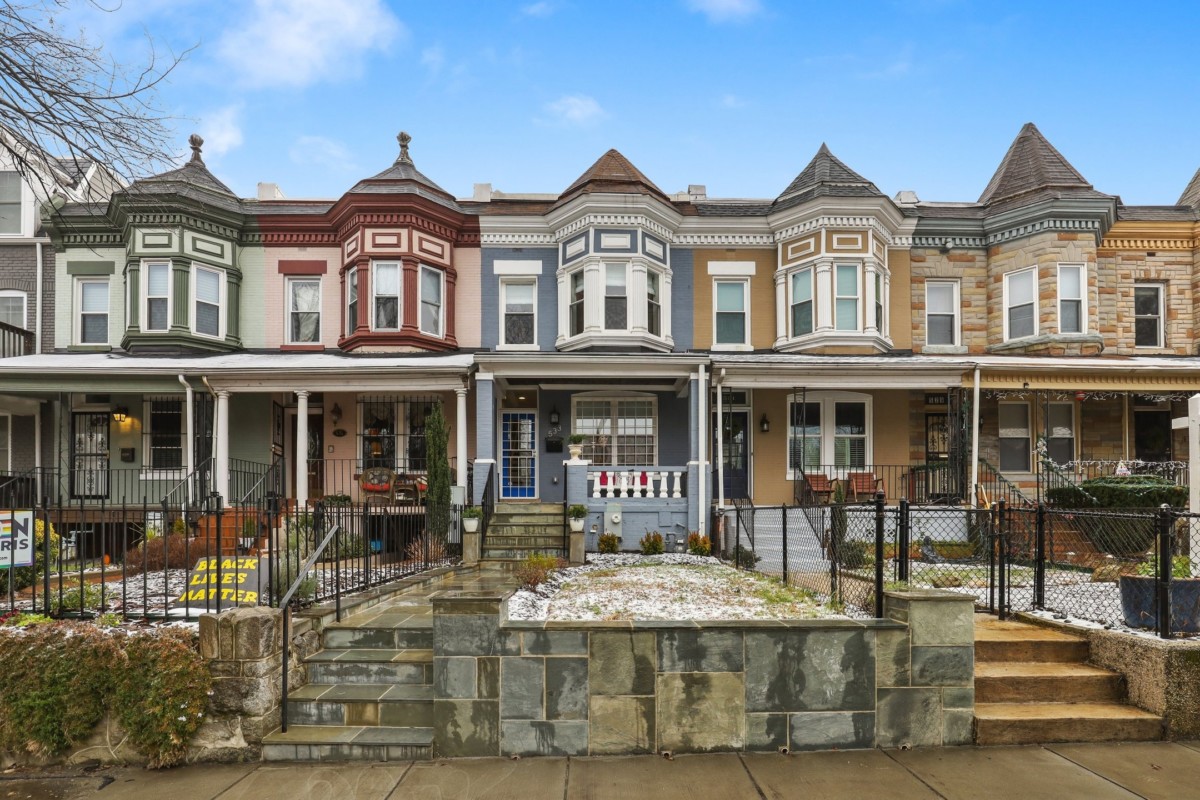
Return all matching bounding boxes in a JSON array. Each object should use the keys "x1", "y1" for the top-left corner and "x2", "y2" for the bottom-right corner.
[{"x1": 723, "y1": 496, "x2": 1196, "y2": 638}]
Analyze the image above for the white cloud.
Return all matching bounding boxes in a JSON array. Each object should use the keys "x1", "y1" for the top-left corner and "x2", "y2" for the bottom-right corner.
[
  {"x1": 217, "y1": 0, "x2": 405, "y2": 89},
  {"x1": 719, "y1": 93, "x2": 747, "y2": 109},
  {"x1": 421, "y1": 46, "x2": 446, "y2": 75},
  {"x1": 288, "y1": 135, "x2": 358, "y2": 174},
  {"x1": 542, "y1": 95, "x2": 606, "y2": 127},
  {"x1": 684, "y1": 0, "x2": 762, "y2": 23},
  {"x1": 522, "y1": 1, "x2": 556, "y2": 16},
  {"x1": 199, "y1": 105, "x2": 243, "y2": 157}
]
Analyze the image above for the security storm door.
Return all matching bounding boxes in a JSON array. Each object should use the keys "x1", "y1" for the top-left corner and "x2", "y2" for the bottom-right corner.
[
  {"x1": 715, "y1": 409, "x2": 750, "y2": 500},
  {"x1": 500, "y1": 411, "x2": 537, "y2": 499},
  {"x1": 70, "y1": 411, "x2": 109, "y2": 499}
]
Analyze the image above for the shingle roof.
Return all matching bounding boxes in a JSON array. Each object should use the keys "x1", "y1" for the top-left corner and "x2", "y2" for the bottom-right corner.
[
  {"x1": 131, "y1": 134, "x2": 236, "y2": 197},
  {"x1": 1178, "y1": 166, "x2": 1200, "y2": 209},
  {"x1": 1116, "y1": 205, "x2": 1198, "y2": 222},
  {"x1": 772, "y1": 144, "x2": 883, "y2": 212},
  {"x1": 694, "y1": 200, "x2": 774, "y2": 216},
  {"x1": 347, "y1": 132, "x2": 463, "y2": 212},
  {"x1": 555, "y1": 149, "x2": 671, "y2": 207},
  {"x1": 53, "y1": 157, "x2": 92, "y2": 189},
  {"x1": 978, "y1": 123, "x2": 1094, "y2": 205}
]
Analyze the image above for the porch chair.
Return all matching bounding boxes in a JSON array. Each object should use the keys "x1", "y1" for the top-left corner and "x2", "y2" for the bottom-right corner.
[
  {"x1": 359, "y1": 466, "x2": 397, "y2": 504},
  {"x1": 846, "y1": 471, "x2": 885, "y2": 502},
  {"x1": 803, "y1": 473, "x2": 837, "y2": 504}
]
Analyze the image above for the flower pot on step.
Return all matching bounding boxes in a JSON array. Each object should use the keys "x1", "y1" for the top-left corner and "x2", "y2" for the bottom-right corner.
[
  {"x1": 569, "y1": 517, "x2": 585, "y2": 532},
  {"x1": 463, "y1": 517, "x2": 480, "y2": 534}
]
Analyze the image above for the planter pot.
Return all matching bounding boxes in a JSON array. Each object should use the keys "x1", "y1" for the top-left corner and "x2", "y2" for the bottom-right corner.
[
  {"x1": 569, "y1": 517, "x2": 585, "y2": 532},
  {"x1": 568, "y1": 444, "x2": 584, "y2": 460},
  {"x1": 463, "y1": 518, "x2": 480, "y2": 533},
  {"x1": 1119, "y1": 575, "x2": 1200, "y2": 633}
]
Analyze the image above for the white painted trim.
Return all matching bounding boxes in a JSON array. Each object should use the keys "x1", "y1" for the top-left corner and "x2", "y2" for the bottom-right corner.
[
  {"x1": 0, "y1": 289, "x2": 27, "y2": 330},
  {"x1": 1002, "y1": 267, "x2": 1038, "y2": 341},
  {"x1": 190, "y1": 264, "x2": 226, "y2": 340},
  {"x1": 707, "y1": 261, "x2": 756, "y2": 277},
  {"x1": 285, "y1": 275, "x2": 322, "y2": 345},
  {"x1": 784, "y1": 390, "x2": 873, "y2": 480},
  {"x1": 712, "y1": 277, "x2": 749, "y2": 349},
  {"x1": 493, "y1": 260, "x2": 543, "y2": 276},
  {"x1": 570, "y1": 392, "x2": 659, "y2": 469},
  {"x1": 1056, "y1": 263, "x2": 1087, "y2": 335},
  {"x1": 141, "y1": 394, "x2": 187, "y2": 473},
  {"x1": 787, "y1": 267, "x2": 814, "y2": 338},
  {"x1": 499, "y1": 276, "x2": 539, "y2": 350},
  {"x1": 925, "y1": 279, "x2": 960, "y2": 347}
]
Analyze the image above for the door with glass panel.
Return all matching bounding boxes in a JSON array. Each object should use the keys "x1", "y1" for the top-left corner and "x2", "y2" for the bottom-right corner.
[
  {"x1": 715, "y1": 409, "x2": 750, "y2": 499},
  {"x1": 500, "y1": 411, "x2": 537, "y2": 499},
  {"x1": 70, "y1": 411, "x2": 109, "y2": 499}
]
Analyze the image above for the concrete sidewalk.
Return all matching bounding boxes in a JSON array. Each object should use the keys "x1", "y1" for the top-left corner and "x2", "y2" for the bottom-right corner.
[{"x1": 6, "y1": 742, "x2": 1200, "y2": 800}]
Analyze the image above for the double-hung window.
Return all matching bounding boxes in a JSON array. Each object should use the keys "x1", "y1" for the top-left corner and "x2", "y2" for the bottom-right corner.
[
  {"x1": 714, "y1": 280, "x2": 747, "y2": 346},
  {"x1": 193, "y1": 266, "x2": 222, "y2": 338},
  {"x1": 1058, "y1": 264, "x2": 1084, "y2": 334},
  {"x1": 143, "y1": 396, "x2": 185, "y2": 471},
  {"x1": 287, "y1": 277, "x2": 321, "y2": 343},
  {"x1": 1004, "y1": 268, "x2": 1037, "y2": 340},
  {"x1": 786, "y1": 392, "x2": 871, "y2": 475},
  {"x1": 834, "y1": 264, "x2": 859, "y2": 331},
  {"x1": 346, "y1": 268, "x2": 358, "y2": 335},
  {"x1": 604, "y1": 264, "x2": 627, "y2": 330},
  {"x1": 568, "y1": 271, "x2": 584, "y2": 336},
  {"x1": 419, "y1": 265, "x2": 443, "y2": 337},
  {"x1": 0, "y1": 289, "x2": 26, "y2": 330},
  {"x1": 1046, "y1": 402, "x2": 1075, "y2": 466},
  {"x1": 76, "y1": 278, "x2": 109, "y2": 345},
  {"x1": 925, "y1": 281, "x2": 958, "y2": 346},
  {"x1": 373, "y1": 262, "x2": 400, "y2": 330},
  {"x1": 998, "y1": 402, "x2": 1031, "y2": 472},
  {"x1": 647, "y1": 271, "x2": 662, "y2": 337},
  {"x1": 1134, "y1": 284, "x2": 1163, "y2": 347},
  {"x1": 143, "y1": 261, "x2": 170, "y2": 332},
  {"x1": 502, "y1": 279, "x2": 536, "y2": 346},
  {"x1": 0, "y1": 172, "x2": 20, "y2": 235},
  {"x1": 573, "y1": 396, "x2": 656, "y2": 467},
  {"x1": 790, "y1": 268, "x2": 813, "y2": 337}
]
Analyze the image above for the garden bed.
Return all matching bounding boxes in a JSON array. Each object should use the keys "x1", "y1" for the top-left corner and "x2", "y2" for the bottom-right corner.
[{"x1": 506, "y1": 553, "x2": 841, "y2": 621}]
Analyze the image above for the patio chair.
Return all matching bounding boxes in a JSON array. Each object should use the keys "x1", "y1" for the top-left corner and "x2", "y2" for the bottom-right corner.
[
  {"x1": 803, "y1": 473, "x2": 837, "y2": 503},
  {"x1": 846, "y1": 471, "x2": 885, "y2": 502},
  {"x1": 359, "y1": 466, "x2": 397, "y2": 504}
]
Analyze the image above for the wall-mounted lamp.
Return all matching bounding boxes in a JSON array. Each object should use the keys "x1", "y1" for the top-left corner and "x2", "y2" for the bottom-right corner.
[
  {"x1": 759, "y1": 413, "x2": 770, "y2": 434},
  {"x1": 112, "y1": 406, "x2": 128, "y2": 424},
  {"x1": 549, "y1": 406, "x2": 560, "y2": 425},
  {"x1": 330, "y1": 402, "x2": 342, "y2": 425}
]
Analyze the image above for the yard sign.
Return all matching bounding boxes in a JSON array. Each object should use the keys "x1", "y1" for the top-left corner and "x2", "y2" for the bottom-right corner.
[
  {"x1": 0, "y1": 510, "x2": 34, "y2": 568},
  {"x1": 171, "y1": 556, "x2": 264, "y2": 611}
]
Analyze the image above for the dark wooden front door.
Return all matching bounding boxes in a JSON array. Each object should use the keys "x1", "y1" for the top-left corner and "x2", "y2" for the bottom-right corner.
[{"x1": 291, "y1": 413, "x2": 323, "y2": 498}]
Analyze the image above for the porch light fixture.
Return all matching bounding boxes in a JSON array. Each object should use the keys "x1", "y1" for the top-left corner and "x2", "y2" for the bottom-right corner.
[
  {"x1": 330, "y1": 402, "x2": 342, "y2": 424},
  {"x1": 112, "y1": 406, "x2": 128, "y2": 424},
  {"x1": 549, "y1": 406, "x2": 560, "y2": 425},
  {"x1": 760, "y1": 413, "x2": 770, "y2": 433}
]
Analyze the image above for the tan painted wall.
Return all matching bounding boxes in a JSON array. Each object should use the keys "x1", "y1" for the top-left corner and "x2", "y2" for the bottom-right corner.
[
  {"x1": 692, "y1": 248, "x2": 777, "y2": 350},
  {"x1": 887, "y1": 249, "x2": 912, "y2": 350}
]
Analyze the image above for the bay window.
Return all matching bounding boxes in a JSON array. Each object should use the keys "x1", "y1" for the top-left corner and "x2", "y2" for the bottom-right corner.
[
  {"x1": 569, "y1": 270, "x2": 584, "y2": 336},
  {"x1": 193, "y1": 266, "x2": 222, "y2": 338},
  {"x1": 143, "y1": 261, "x2": 170, "y2": 332},
  {"x1": 834, "y1": 264, "x2": 859, "y2": 331},
  {"x1": 1058, "y1": 264, "x2": 1084, "y2": 334},
  {"x1": 1004, "y1": 268, "x2": 1037, "y2": 340},
  {"x1": 790, "y1": 268, "x2": 813, "y2": 337},
  {"x1": 604, "y1": 264, "x2": 627, "y2": 330},
  {"x1": 419, "y1": 265, "x2": 443, "y2": 337},
  {"x1": 346, "y1": 267, "x2": 358, "y2": 335},
  {"x1": 647, "y1": 271, "x2": 661, "y2": 337},
  {"x1": 373, "y1": 262, "x2": 400, "y2": 330}
]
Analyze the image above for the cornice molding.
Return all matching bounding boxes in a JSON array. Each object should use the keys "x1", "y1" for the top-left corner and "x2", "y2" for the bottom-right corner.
[
  {"x1": 673, "y1": 232, "x2": 775, "y2": 246},
  {"x1": 553, "y1": 212, "x2": 674, "y2": 242},
  {"x1": 985, "y1": 217, "x2": 1103, "y2": 245},
  {"x1": 1098, "y1": 238, "x2": 1195, "y2": 252},
  {"x1": 480, "y1": 231, "x2": 556, "y2": 246},
  {"x1": 774, "y1": 215, "x2": 895, "y2": 245}
]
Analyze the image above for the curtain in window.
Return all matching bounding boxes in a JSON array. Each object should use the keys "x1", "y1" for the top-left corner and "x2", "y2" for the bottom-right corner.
[
  {"x1": 374, "y1": 264, "x2": 399, "y2": 329},
  {"x1": 290, "y1": 280, "x2": 320, "y2": 342},
  {"x1": 195, "y1": 269, "x2": 220, "y2": 336},
  {"x1": 504, "y1": 282, "x2": 535, "y2": 344}
]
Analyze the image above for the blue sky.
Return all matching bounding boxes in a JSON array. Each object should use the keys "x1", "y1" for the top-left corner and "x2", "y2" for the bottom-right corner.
[{"x1": 61, "y1": 0, "x2": 1200, "y2": 205}]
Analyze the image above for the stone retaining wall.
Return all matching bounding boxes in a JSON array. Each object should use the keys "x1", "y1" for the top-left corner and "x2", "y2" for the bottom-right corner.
[
  {"x1": 431, "y1": 588, "x2": 975, "y2": 758},
  {"x1": 1085, "y1": 629, "x2": 1200, "y2": 739}
]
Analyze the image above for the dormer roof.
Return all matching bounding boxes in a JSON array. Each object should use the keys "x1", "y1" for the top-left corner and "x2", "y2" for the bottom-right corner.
[
  {"x1": 1178, "y1": 166, "x2": 1200, "y2": 209},
  {"x1": 555, "y1": 148, "x2": 671, "y2": 208},
  {"x1": 347, "y1": 132, "x2": 462, "y2": 212},
  {"x1": 772, "y1": 143, "x2": 883, "y2": 212},
  {"x1": 978, "y1": 122, "x2": 1098, "y2": 206}
]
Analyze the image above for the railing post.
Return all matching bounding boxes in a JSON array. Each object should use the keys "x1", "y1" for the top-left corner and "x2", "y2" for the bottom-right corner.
[
  {"x1": 996, "y1": 498, "x2": 1007, "y2": 621},
  {"x1": 874, "y1": 491, "x2": 885, "y2": 618},
  {"x1": 734, "y1": 503, "x2": 742, "y2": 569},
  {"x1": 1034, "y1": 502, "x2": 1046, "y2": 610},
  {"x1": 898, "y1": 497, "x2": 910, "y2": 583},
  {"x1": 281, "y1": 606, "x2": 291, "y2": 733},
  {"x1": 781, "y1": 504, "x2": 789, "y2": 586},
  {"x1": 1157, "y1": 504, "x2": 1173, "y2": 640}
]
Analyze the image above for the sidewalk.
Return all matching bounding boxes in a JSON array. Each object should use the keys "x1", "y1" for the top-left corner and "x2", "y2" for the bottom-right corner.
[{"x1": 7, "y1": 742, "x2": 1200, "y2": 800}]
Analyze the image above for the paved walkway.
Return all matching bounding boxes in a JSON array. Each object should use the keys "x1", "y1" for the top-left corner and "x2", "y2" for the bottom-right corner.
[{"x1": 8, "y1": 742, "x2": 1200, "y2": 799}]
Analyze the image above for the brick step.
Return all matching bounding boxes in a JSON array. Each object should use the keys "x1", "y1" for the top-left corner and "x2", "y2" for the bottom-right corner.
[
  {"x1": 286, "y1": 683, "x2": 433, "y2": 728},
  {"x1": 262, "y1": 725, "x2": 433, "y2": 762},
  {"x1": 322, "y1": 623, "x2": 432, "y2": 650},
  {"x1": 974, "y1": 617, "x2": 1090, "y2": 663},
  {"x1": 974, "y1": 702, "x2": 1163, "y2": 745},
  {"x1": 975, "y1": 661, "x2": 1123, "y2": 703},
  {"x1": 306, "y1": 649, "x2": 432, "y2": 685}
]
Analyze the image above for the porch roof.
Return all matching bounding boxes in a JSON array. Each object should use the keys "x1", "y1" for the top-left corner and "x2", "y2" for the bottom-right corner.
[
  {"x1": 969, "y1": 354, "x2": 1200, "y2": 392},
  {"x1": 0, "y1": 351, "x2": 475, "y2": 393},
  {"x1": 709, "y1": 353, "x2": 971, "y2": 389}
]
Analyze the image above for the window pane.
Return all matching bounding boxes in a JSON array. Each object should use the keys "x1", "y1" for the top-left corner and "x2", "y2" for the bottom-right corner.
[
  {"x1": 999, "y1": 439, "x2": 1031, "y2": 472},
  {"x1": 1047, "y1": 437, "x2": 1074, "y2": 466},
  {"x1": 647, "y1": 272, "x2": 659, "y2": 300},
  {"x1": 928, "y1": 315, "x2": 954, "y2": 345},
  {"x1": 375, "y1": 264, "x2": 399, "y2": 295},
  {"x1": 1047, "y1": 404, "x2": 1073, "y2": 438},
  {"x1": 196, "y1": 302, "x2": 219, "y2": 336},
  {"x1": 421, "y1": 268, "x2": 441, "y2": 304},
  {"x1": 571, "y1": 271, "x2": 584, "y2": 300},
  {"x1": 1061, "y1": 299, "x2": 1081, "y2": 334},
  {"x1": 505, "y1": 313, "x2": 534, "y2": 344},
  {"x1": 291, "y1": 280, "x2": 319, "y2": 312},
  {"x1": 147, "y1": 298, "x2": 168, "y2": 330},
  {"x1": 0, "y1": 295, "x2": 25, "y2": 328},
  {"x1": 0, "y1": 172, "x2": 19, "y2": 234},
  {"x1": 148, "y1": 398, "x2": 183, "y2": 469},
  {"x1": 835, "y1": 298, "x2": 857, "y2": 330},
  {"x1": 196, "y1": 269, "x2": 219, "y2": 304},
  {"x1": 788, "y1": 402, "x2": 820, "y2": 470},
  {"x1": 716, "y1": 282, "x2": 744, "y2": 312},
  {"x1": 1135, "y1": 317, "x2": 1160, "y2": 347},
  {"x1": 834, "y1": 436, "x2": 866, "y2": 468},
  {"x1": 998, "y1": 404, "x2": 1029, "y2": 437},
  {"x1": 1134, "y1": 286, "x2": 1159, "y2": 316},
  {"x1": 927, "y1": 283, "x2": 953, "y2": 313},
  {"x1": 81, "y1": 281, "x2": 107, "y2": 313},
  {"x1": 375, "y1": 297, "x2": 398, "y2": 329},
  {"x1": 505, "y1": 282, "x2": 534, "y2": 311},
  {"x1": 715, "y1": 312, "x2": 744, "y2": 344},
  {"x1": 147, "y1": 264, "x2": 169, "y2": 295},
  {"x1": 1059, "y1": 266, "x2": 1081, "y2": 298},
  {"x1": 1008, "y1": 270, "x2": 1034, "y2": 305},
  {"x1": 792, "y1": 301, "x2": 812, "y2": 336},
  {"x1": 836, "y1": 265, "x2": 857, "y2": 296},
  {"x1": 1008, "y1": 303, "x2": 1034, "y2": 338},
  {"x1": 291, "y1": 312, "x2": 319, "y2": 343},
  {"x1": 605, "y1": 265, "x2": 626, "y2": 295},
  {"x1": 605, "y1": 297, "x2": 627, "y2": 329},
  {"x1": 791, "y1": 270, "x2": 812, "y2": 302},
  {"x1": 421, "y1": 302, "x2": 441, "y2": 334},
  {"x1": 834, "y1": 403, "x2": 865, "y2": 435},
  {"x1": 80, "y1": 314, "x2": 107, "y2": 343}
]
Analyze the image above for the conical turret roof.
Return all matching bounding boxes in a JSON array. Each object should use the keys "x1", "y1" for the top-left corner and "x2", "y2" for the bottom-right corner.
[
  {"x1": 555, "y1": 149, "x2": 671, "y2": 207},
  {"x1": 978, "y1": 123, "x2": 1094, "y2": 205},
  {"x1": 772, "y1": 144, "x2": 882, "y2": 211},
  {"x1": 348, "y1": 132, "x2": 461, "y2": 211}
]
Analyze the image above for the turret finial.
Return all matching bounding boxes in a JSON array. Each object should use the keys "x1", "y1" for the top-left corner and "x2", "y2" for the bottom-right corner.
[{"x1": 396, "y1": 131, "x2": 412, "y2": 165}]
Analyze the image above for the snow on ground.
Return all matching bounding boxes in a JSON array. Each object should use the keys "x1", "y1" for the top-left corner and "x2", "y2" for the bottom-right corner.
[{"x1": 506, "y1": 553, "x2": 844, "y2": 622}]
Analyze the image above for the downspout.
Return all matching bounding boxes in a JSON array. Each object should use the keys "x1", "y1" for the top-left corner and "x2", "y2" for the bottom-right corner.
[
  {"x1": 34, "y1": 241, "x2": 42, "y2": 353},
  {"x1": 970, "y1": 365, "x2": 981, "y2": 507},
  {"x1": 178, "y1": 375, "x2": 195, "y2": 503}
]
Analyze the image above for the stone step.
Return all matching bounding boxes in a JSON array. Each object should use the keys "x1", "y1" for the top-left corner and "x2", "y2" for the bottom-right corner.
[
  {"x1": 974, "y1": 618, "x2": 1090, "y2": 663},
  {"x1": 975, "y1": 661, "x2": 1123, "y2": 703},
  {"x1": 485, "y1": 534, "x2": 567, "y2": 548},
  {"x1": 486, "y1": 528, "x2": 566, "y2": 541},
  {"x1": 490, "y1": 513, "x2": 566, "y2": 525},
  {"x1": 322, "y1": 624, "x2": 433, "y2": 650},
  {"x1": 286, "y1": 683, "x2": 433, "y2": 728},
  {"x1": 494, "y1": 502, "x2": 563, "y2": 515},
  {"x1": 306, "y1": 649, "x2": 432, "y2": 685},
  {"x1": 262, "y1": 725, "x2": 433, "y2": 762},
  {"x1": 974, "y1": 702, "x2": 1163, "y2": 745},
  {"x1": 482, "y1": 548, "x2": 567, "y2": 561}
]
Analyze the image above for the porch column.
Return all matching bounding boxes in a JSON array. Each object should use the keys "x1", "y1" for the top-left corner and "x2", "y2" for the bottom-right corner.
[
  {"x1": 774, "y1": 271, "x2": 787, "y2": 347},
  {"x1": 472, "y1": 373, "x2": 495, "y2": 505},
  {"x1": 715, "y1": 383, "x2": 725, "y2": 508},
  {"x1": 1189, "y1": 394, "x2": 1200, "y2": 577},
  {"x1": 295, "y1": 390, "x2": 309, "y2": 507},
  {"x1": 455, "y1": 386, "x2": 468, "y2": 491},
  {"x1": 215, "y1": 390, "x2": 230, "y2": 502}
]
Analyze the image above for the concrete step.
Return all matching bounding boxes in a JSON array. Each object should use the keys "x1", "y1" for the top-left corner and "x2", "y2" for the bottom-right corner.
[
  {"x1": 974, "y1": 702, "x2": 1163, "y2": 745},
  {"x1": 286, "y1": 683, "x2": 433, "y2": 728},
  {"x1": 485, "y1": 534, "x2": 567, "y2": 548},
  {"x1": 482, "y1": 548, "x2": 567, "y2": 561},
  {"x1": 306, "y1": 648, "x2": 432, "y2": 685},
  {"x1": 490, "y1": 513, "x2": 566, "y2": 525},
  {"x1": 487, "y1": 527, "x2": 566, "y2": 540},
  {"x1": 322, "y1": 624, "x2": 432, "y2": 650},
  {"x1": 262, "y1": 725, "x2": 433, "y2": 762},
  {"x1": 974, "y1": 617, "x2": 1090, "y2": 663},
  {"x1": 494, "y1": 502, "x2": 563, "y2": 515},
  {"x1": 975, "y1": 661, "x2": 1123, "y2": 703}
]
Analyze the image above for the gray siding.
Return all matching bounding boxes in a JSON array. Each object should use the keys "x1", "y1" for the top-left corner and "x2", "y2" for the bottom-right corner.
[{"x1": 480, "y1": 247, "x2": 558, "y2": 351}]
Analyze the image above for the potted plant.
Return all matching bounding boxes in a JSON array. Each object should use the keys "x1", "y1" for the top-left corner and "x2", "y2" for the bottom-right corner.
[
  {"x1": 462, "y1": 505, "x2": 483, "y2": 533},
  {"x1": 567, "y1": 504, "x2": 587, "y2": 532},
  {"x1": 1119, "y1": 555, "x2": 1200, "y2": 633},
  {"x1": 568, "y1": 434, "x2": 585, "y2": 460}
]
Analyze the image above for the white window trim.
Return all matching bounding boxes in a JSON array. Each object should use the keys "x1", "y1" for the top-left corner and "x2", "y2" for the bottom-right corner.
[
  {"x1": 140, "y1": 395, "x2": 186, "y2": 478},
  {"x1": 556, "y1": 255, "x2": 673, "y2": 351},
  {"x1": 603, "y1": 262, "x2": 629, "y2": 332},
  {"x1": 74, "y1": 277, "x2": 109, "y2": 346},
  {"x1": 925, "y1": 280, "x2": 960, "y2": 347},
  {"x1": 371, "y1": 260, "x2": 402, "y2": 332},
  {"x1": 566, "y1": 268, "x2": 585, "y2": 338},
  {"x1": 1133, "y1": 282, "x2": 1164, "y2": 348},
  {"x1": 1057, "y1": 263, "x2": 1087, "y2": 335},
  {"x1": 140, "y1": 260, "x2": 172, "y2": 333},
  {"x1": 499, "y1": 277, "x2": 539, "y2": 351},
  {"x1": 788, "y1": 267, "x2": 814, "y2": 338},
  {"x1": 190, "y1": 264, "x2": 226, "y2": 340},
  {"x1": 570, "y1": 391, "x2": 659, "y2": 468},
  {"x1": 286, "y1": 276, "x2": 322, "y2": 345},
  {"x1": 784, "y1": 391, "x2": 873, "y2": 479},
  {"x1": 0, "y1": 289, "x2": 27, "y2": 330},
  {"x1": 833, "y1": 263, "x2": 861, "y2": 332},
  {"x1": 346, "y1": 267, "x2": 358, "y2": 336},
  {"x1": 418, "y1": 264, "x2": 445, "y2": 338},
  {"x1": 998, "y1": 400, "x2": 1032, "y2": 473},
  {"x1": 1003, "y1": 267, "x2": 1038, "y2": 341},
  {"x1": 646, "y1": 269, "x2": 663, "y2": 338},
  {"x1": 712, "y1": 277, "x2": 751, "y2": 351}
]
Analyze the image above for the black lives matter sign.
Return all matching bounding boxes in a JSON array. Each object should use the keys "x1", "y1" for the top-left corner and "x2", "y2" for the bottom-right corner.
[{"x1": 172, "y1": 556, "x2": 264, "y2": 610}]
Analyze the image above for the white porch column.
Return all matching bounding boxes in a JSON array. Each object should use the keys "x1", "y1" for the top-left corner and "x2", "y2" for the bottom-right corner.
[
  {"x1": 715, "y1": 382, "x2": 725, "y2": 508},
  {"x1": 698, "y1": 364, "x2": 708, "y2": 538},
  {"x1": 774, "y1": 271, "x2": 787, "y2": 347},
  {"x1": 215, "y1": 390, "x2": 230, "y2": 502},
  {"x1": 1189, "y1": 394, "x2": 1200, "y2": 576},
  {"x1": 455, "y1": 387, "x2": 468, "y2": 490},
  {"x1": 295, "y1": 390, "x2": 309, "y2": 507},
  {"x1": 970, "y1": 367, "x2": 981, "y2": 507}
]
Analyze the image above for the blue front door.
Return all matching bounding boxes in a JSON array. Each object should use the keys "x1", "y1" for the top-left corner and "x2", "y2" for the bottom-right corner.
[{"x1": 501, "y1": 411, "x2": 537, "y2": 499}]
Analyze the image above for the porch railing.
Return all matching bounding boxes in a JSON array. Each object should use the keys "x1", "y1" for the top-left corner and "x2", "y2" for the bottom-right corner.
[
  {"x1": 478, "y1": 463, "x2": 495, "y2": 555},
  {"x1": 0, "y1": 320, "x2": 33, "y2": 358},
  {"x1": 587, "y1": 467, "x2": 686, "y2": 499}
]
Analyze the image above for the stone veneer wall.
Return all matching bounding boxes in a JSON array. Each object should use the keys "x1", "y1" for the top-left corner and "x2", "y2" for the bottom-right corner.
[
  {"x1": 431, "y1": 588, "x2": 974, "y2": 758},
  {"x1": 1086, "y1": 628, "x2": 1200, "y2": 739}
]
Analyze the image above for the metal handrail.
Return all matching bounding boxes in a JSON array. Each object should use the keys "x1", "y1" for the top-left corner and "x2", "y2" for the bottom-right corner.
[
  {"x1": 280, "y1": 522, "x2": 343, "y2": 733},
  {"x1": 238, "y1": 454, "x2": 284, "y2": 505}
]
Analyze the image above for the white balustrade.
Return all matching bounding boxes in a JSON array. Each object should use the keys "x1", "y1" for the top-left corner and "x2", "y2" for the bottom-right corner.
[{"x1": 588, "y1": 468, "x2": 685, "y2": 499}]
